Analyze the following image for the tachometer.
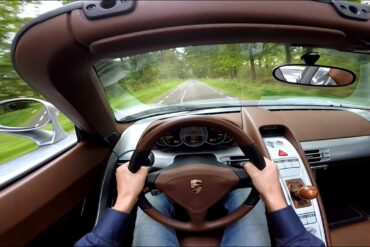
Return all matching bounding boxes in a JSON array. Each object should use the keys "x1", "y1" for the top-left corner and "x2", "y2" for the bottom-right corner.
[
  {"x1": 206, "y1": 127, "x2": 226, "y2": 145},
  {"x1": 223, "y1": 133, "x2": 234, "y2": 143},
  {"x1": 162, "y1": 131, "x2": 182, "y2": 147},
  {"x1": 180, "y1": 126, "x2": 208, "y2": 147},
  {"x1": 156, "y1": 136, "x2": 167, "y2": 147}
]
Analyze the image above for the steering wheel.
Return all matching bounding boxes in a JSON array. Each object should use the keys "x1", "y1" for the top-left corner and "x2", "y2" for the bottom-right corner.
[{"x1": 128, "y1": 116, "x2": 266, "y2": 232}]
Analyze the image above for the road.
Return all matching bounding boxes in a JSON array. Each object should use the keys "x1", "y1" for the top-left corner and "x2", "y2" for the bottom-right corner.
[
  {"x1": 29, "y1": 109, "x2": 49, "y2": 128},
  {"x1": 156, "y1": 80, "x2": 235, "y2": 104}
]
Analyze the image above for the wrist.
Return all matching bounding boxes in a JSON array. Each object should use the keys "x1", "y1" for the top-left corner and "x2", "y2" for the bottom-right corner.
[
  {"x1": 112, "y1": 194, "x2": 137, "y2": 213},
  {"x1": 261, "y1": 191, "x2": 287, "y2": 213}
]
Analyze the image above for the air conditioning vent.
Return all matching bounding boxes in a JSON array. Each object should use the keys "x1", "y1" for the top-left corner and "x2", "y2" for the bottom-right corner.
[
  {"x1": 226, "y1": 156, "x2": 249, "y2": 166},
  {"x1": 304, "y1": 149, "x2": 330, "y2": 164}
]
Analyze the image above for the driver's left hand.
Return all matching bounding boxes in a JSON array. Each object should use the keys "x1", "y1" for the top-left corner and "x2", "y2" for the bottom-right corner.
[{"x1": 113, "y1": 162, "x2": 148, "y2": 213}]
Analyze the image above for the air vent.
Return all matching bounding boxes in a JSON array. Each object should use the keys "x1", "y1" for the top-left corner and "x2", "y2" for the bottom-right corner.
[
  {"x1": 304, "y1": 149, "x2": 330, "y2": 164},
  {"x1": 226, "y1": 156, "x2": 249, "y2": 166}
]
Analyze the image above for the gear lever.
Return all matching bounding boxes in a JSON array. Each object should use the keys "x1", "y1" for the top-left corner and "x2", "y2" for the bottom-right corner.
[{"x1": 286, "y1": 179, "x2": 318, "y2": 208}]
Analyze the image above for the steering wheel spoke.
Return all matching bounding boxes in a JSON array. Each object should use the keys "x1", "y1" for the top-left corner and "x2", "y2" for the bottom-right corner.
[{"x1": 231, "y1": 167, "x2": 253, "y2": 188}]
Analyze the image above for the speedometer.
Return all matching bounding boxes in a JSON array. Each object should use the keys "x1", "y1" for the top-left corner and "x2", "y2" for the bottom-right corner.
[
  {"x1": 156, "y1": 136, "x2": 167, "y2": 147},
  {"x1": 206, "y1": 127, "x2": 226, "y2": 145},
  {"x1": 180, "y1": 126, "x2": 208, "y2": 147},
  {"x1": 223, "y1": 133, "x2": 234, "y2": 143},
  {"x1": 162, "y1": 131, "x2": 182, "y2": 147}
]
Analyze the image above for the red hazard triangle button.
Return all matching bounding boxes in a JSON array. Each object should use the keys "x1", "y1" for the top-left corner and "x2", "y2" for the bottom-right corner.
[{"x1": 278, "y1": 150, "x2": 288, "y2": 156}]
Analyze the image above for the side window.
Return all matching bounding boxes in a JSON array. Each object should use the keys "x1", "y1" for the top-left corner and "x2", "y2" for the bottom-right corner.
[
  {"x1": 0, "y1": 1, "x2": 75, "y2": 186},
  {"x1": 0, "y1": 101, "x2": 75, "y2": 164}
]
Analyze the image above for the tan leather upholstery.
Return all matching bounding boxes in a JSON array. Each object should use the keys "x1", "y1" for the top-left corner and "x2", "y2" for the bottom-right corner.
[
  {"x1": 328, "y1": 68, "x2": 353, "y2": 85},
  {"x1": 178, "y1": 231, "x2": 222, "y2": 246},
  {"x1": 331, "y1": 221, "x2": 370, "y2": 246}
]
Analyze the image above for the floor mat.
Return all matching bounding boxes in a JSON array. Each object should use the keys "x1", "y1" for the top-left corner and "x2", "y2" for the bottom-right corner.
[{"x1": 325, "y1": 201, "x2": 366, "y2": 228}]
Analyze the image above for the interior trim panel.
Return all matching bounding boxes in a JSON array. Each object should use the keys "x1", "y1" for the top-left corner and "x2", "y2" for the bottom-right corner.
[
  {"x1": 0, "y1": 142, "x2": 109, "y2": 246},
  {"x1": 273, "y1": 110, "x2": 370, "y2": 141},
  {"x1": 264, "y1": 137, "x2": 327, "y2": 244},
  {"x1": 301, "y1": 136, "x2": 370, "y2": 164}
]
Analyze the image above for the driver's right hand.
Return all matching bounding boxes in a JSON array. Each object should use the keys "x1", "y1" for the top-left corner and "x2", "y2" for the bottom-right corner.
[
  {"x1": 113, "y1": 163, "x2": 148, "y2": 213},
  {"x1": 244, "y1": 158, "x2": 287, "y2": 212}
]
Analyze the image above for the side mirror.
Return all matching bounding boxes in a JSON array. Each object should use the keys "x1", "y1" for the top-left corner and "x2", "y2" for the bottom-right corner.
[
  {"x1": 0, "y1": 98, "x2": 68, "y2": 146},
  {"x1": 273, "y1": 65, "x2": 356, "y2": 87}
]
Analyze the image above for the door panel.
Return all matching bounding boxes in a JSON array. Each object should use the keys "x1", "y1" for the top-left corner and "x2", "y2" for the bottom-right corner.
[{"x1": 0, "y1": 141, "x2": 109, "y2": 246}]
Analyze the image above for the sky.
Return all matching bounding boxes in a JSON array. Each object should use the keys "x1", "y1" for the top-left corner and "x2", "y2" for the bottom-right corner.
[
  {"x1": 19, "y1": 1, "x2": 64, "y2": 18},
  {"x1": 3, "y1": 1, "x2": 65, "y2": 44}
]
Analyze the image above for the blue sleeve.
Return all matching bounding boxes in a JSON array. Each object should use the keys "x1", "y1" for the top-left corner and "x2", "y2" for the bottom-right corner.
[
  {"x1": 267, "y1": 206, "x2": 325, "y2": 247},
  {"x1": 74, "y1": 208, "x2": 130, "y2": 247}
]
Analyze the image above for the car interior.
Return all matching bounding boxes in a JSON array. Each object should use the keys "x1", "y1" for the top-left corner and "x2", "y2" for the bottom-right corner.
[{"x1": 1, "y1": 0, "x2": 370, "y2": 246}]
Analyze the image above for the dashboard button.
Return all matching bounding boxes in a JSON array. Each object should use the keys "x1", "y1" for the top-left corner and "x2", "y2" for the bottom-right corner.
[
  {"x1": 283, "y1": 160, "x2": 293, "y2": 168},
  {"x1": 292, "y1": 160, "x2": 300, "y2": 168},
  {"x1": 307, "y1": 216, "x2": 317, "y2": 224},
  {"x1": 300, "y1": 216, "x2": 308, "y2": 225},
  {"x1": 279, "y1": 149, "x2": 288, "y2": 156},
  {"x1": 306, "y1": 227, "x2": 317, "y2": 235},
  {"x1": 276, "y1": 161, "x2": 285, "y2": 169}
]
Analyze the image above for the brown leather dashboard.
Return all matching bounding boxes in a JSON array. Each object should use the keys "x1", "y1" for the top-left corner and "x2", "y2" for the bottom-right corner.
[
  {"x1": 241, "y1": 107, "x2": 370, "y2": 141},
  {"x1": 274, "y1": 110, "x2": 370, "y2": 141}
]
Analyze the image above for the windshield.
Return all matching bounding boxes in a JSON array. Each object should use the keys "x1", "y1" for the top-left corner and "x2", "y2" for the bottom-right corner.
[{"x1": 95, "y1": 43, "x2": 370, "y2": 121}]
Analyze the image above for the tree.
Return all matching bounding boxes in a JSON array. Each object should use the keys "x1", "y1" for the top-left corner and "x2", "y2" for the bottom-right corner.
[
  {"x1": 0, "y1": 1, "x2": 41, "y2": 101},
  {"x1": 285, "y1": 44, "x2": 291, "y2": 63},
  {"x1": 241, "y1": 44, "x2": 262, "y2": 81}
]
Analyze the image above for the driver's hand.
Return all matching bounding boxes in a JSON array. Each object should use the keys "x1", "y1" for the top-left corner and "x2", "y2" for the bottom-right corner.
[
  {"x1": 113, "y1": 162, "x2": 148, "y2": 213},
  {"x1": 244, "y1": 158, "x2": 287, "y2": 213}
]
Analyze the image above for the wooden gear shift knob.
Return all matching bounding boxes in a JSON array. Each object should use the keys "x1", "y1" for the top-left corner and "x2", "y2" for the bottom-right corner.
[{"x1": 294, "y1": 185, "x2": 318, "y2": 200}]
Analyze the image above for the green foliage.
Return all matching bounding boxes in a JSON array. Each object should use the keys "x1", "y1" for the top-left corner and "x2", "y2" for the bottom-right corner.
[
  {"x1": 0, "y1": 1, "x2": 41, "y2": 100},
  {"x1": 0, "y1": 133, "x2": 37, "y2": 164},
  {"x1": 201, "y1": 78, "x2": 356, "y2": 101},
  {"x1": 105, "y1": 79, "x2": 183, "y2": 111},
  {"x1": 99, "y1": 43, "x2": 366, "y2": 104},
  {"x1": 0, "y1": 106, "x2": 43, "y2": 128}
]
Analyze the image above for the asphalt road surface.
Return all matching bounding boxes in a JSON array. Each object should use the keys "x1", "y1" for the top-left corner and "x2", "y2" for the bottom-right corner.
[
  {"x1": 156, "y1": 80, "x2": 235, "y2": 104},
  {"x1": 29, "y1": 110, "x2": 49, "y2": 128}
]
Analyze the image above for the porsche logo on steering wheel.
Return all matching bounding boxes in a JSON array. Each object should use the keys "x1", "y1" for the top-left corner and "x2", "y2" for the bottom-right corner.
[{"x1": 190, "y1": 179, "x2": 203, "y2": 194}]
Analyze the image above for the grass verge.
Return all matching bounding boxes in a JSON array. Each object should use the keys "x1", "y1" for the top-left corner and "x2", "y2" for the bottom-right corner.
[
  {"x1": 0, "y1": 113, "x2": 75, "y2": 165},
  {"x1": 201, "y1": 78, "x2": 356, "y2": 100},
  {"x1": 107, "y1": 79, "x2": 184, "y2": 111}
]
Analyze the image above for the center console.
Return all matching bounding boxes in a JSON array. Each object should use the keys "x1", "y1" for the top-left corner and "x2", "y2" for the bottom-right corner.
[{"x1": 264, "y1": 137, "x2": 327, "y2": 245}]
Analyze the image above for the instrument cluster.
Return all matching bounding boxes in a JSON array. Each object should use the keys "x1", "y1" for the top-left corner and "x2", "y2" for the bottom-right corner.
[{"x1": 156, "y1": 126, "x2": 234, "y2": 148}]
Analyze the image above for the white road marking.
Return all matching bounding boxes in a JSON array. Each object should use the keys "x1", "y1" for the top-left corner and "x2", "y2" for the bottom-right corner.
[
  {"x1": 226, "y1": 96, "x2": 233, "y2": 100},
  {"x1": 218, "y1": 92, "x2": 224, "y2": 95},
  {"x1": 159, "y1": 100, "x2": 163, "y2": 104},
  {"x1": 181, "y1": 90, "x2": 187, "y2": 103},
  {"x1": 39, "y1": 115, "x2": 44, "y2": 121},
  {"x1": 165, "y1": 95, "x2": 169, "y2": 99}
]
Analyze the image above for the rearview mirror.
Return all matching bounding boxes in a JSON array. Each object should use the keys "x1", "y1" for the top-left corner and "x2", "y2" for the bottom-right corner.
[{"x1": 273, "y1": 65, "x2": 356, "y2": 87}]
